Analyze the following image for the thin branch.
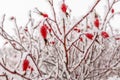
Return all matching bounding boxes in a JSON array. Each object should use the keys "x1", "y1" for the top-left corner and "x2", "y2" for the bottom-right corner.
[
  {"x1": 48, "y1": 0, "x2": 62, "y2": 35},
  {"x1": 28, "y1": 54, "x2": 42, "y2": 77},
  {"x1": 46, "y1": 19, "x2": 64, "y2": 44},
  {"x1": 1, "y1": 14, "x2": 6, "y2": 28},
  {"x1": 0, "y1": 62, "x2": 31, "y2": 80},
  {"x1": 65, "y1": 0, "x2": 101, "y2": 37},
  {"x1": 71, "y1": 34, "x2": 98, "y2": 72},
  {"x1": 101, "y1": 0, "x2": 116, "y2": 30}
]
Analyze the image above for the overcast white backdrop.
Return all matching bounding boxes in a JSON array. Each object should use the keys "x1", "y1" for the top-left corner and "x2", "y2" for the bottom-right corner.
[
  {"x1": 0, "y1": 0, "x2": 120, "y2": 80},
  {"x1": 0, "y1": 1, "x2": 120, "y2": 42},
  {"x1": 0, "y1": 0, "x2": 96, "y2": 48}
]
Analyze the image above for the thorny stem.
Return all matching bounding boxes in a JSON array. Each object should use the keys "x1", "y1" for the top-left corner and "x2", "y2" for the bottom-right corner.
[
  {"x1": 14, "y1": 18, "x2": 22, "y2": 43},
  {"x1": 0, "y1": 27, "x2": 27, "y2": 51},
  {"x1": 47, "y1": 17, "x2": 70, "y2": 75},
  {"x1": 0, "y1": 15, "x2": 27, "y2": 52},
  {"x1": 0, "y1": 0, "x2": 120, "y2": 79},
  {"x1": 85, "y1": 58, "x2": 120, "y2": 79},
  {"x1": 28, "y1": 54, "x2": 42, "y2": 77},
  {"x1": 71, "y1": 34, "x2": 98, "y2": 72},
  {"x1": 46, "y1": 19, "x2": 64, "y2": 44},
  {"x1": 105, "y1": 12, "x2": 120, "y2": 31},
  {"x1": 0, "y1": 62, "x2": 31, "y2": 80},
  {"x1": 0, "y1": 73, "x2": 9, "y2": 80},
  {"x1": 67, "y1": 35, "x2": 84, "y2": 53},
  {"x1": 1, "y1": 14, "x2": 5, "y2": 28},
  {"x1": 101, "y1": 0, "x2": 116, "y2": 30},
  {"x1": 63, "y1": 18, "x2": 70, "y2": 74},
  {"x1": 48, "y1": 0, "x2": 62, "y2": 35},
  {"x1": 65, "y1": 0, "x2": 101, "y2": 37},
  {"x1": 63, "y1": 19, "x2": 65, "y2": 35}
]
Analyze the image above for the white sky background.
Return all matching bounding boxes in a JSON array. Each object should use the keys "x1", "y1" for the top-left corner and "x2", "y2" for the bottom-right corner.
[
  {"x1": 0, "y1": 0, "x2": 95, "y2": 48},
  {"x1": 0, "y1": 0, "x2": 120, "y2": 46},
  {"x1": 0, "y1": 0, "x2": 120, "y2": 80}
]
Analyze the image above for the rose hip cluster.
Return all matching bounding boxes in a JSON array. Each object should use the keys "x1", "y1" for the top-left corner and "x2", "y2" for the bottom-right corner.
[{"x1": 22, "y1": 59, "x2": 33, "y2": 72}]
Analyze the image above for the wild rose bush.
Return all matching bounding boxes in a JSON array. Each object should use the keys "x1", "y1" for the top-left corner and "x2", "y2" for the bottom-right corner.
[{"x1": 0, "y1": 0, "x2": 120, "y2": 80}]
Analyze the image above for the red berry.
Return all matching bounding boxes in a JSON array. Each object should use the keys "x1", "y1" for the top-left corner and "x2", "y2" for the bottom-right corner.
[
  {"x1": 31, "y1": 67, "x2": 34, "y2": 72},
  {"x1": 74, "y1": 27, "x2": 78, "y2": 31},
  {"x1": 115, "y1": 38, "x2": 120, "y2": 40},
  {"x1": 42, "y1": 13, "x2": 48, "y2": 18},
  {"x1": 77, "y1": 29, "x2": 80, "y2": 33},
  {"x1": 85, "y1": 33, "x2": 94, "y2": 40},
  {"x1": 111, "y1": 9, "x2": 114, "y2": 13},
  {"x1": 73, "y1": 27, "x2": 80, "y2": 32},
  {"x1": 94, "y1": 18, "x2": 99, "y2": 28},
  {"x1": 48, "y1": 28, "x2": 52, "y2": 33},
  {"x1": 50, "y1": 41, "x2": 55, "y2": 45},
  {"x1": 22, "y1": 59, "x2": 29, "y2": 71},
  {"x1": 28, "y1": 66, "x2": 31, "y2": 69},
  {"x1": 87, "y1": 25, "x2": 90, "y2": 29},
  {"x1": 101, "y1": 31, "x2": 109, "y2": 38},
  {"x1": 40, "y1": 24, "x2": 48, "y2": 39},
  {"x1": 79, "y1": 37, "x2": 83, "y2": 42},
  {"x1": 24, "y1": 28, "x2": 28, "y2": 32},
  {"x1": 61, "y1": 3, "x2": 67, "y2": 13}
]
